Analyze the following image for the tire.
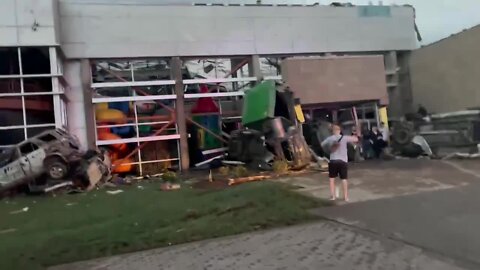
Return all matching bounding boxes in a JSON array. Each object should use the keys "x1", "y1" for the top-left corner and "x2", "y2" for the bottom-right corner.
[
  {"x1": 44, "y1": 157, "x2": 68, "y2": 180},
  {"x1": 392, "y1": 122, "x2": 415, "y2": 146}
]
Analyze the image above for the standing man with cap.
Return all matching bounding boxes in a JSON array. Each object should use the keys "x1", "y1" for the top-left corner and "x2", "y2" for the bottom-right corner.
[{"x1": 321, "y1": 124, "x2": 358, "y2": 201}]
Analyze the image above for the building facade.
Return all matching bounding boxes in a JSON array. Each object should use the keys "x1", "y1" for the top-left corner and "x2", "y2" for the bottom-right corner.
[
  {"x1": 409, "y1": 25, "x2": 480, "y2": 114},
  {"x1": 1, "y1": 0, "x2": 417, "y2": 173}
]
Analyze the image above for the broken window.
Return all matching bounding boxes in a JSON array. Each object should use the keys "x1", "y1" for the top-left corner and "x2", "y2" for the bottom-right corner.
[
  {"x1": 28, "y1": 126, "x2": 55, "y2": 138},
  {"x1": 0, "y1": 97, "x2": 24, "y2": 126},
  {"x1": 25, "y1": 96, "x2": 55, "y2": 125},
  {"x1": 19, "y1": 142, "x2": 39, "y2": 155},
  {"x1": 20, "y1": 48, "x2": 50, "y2": 75},
  {"x1": 0, "y1": 78, "x2": 21, "y2": 94},
  {"x1": 0, "y1": 129, "x2": 25, "y2": 146},
  {"x1": 0, "y1": 48, "x2": 20, "y2": 75},
  {"x1": 37, "y1": 133, "x2": 57, "y2": 143},
  {"x1": 0, "y1": 47, "x2": 64, "y2": 144},
  {"x1": 24, "y1": 78, "x2": 52, "y2": 93}
]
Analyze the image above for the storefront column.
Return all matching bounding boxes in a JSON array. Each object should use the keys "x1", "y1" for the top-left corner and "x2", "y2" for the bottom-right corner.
[
  {"x1": 64, "y1": 59, "x2": 94, "y2": 151},
  {"x1": 171, "y1": 57, "x2": 190, "y2": 170},
  {"x1": 248, "y1": 55, "x2": 263, "y2": 84}
]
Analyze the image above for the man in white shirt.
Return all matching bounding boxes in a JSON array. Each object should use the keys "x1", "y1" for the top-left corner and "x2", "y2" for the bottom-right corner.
[{"x1": 321, "y1": 124, "x2": 358, "y2": 202}]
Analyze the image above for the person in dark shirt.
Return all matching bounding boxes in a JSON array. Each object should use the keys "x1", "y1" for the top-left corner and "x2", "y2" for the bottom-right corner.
[
  {"x1": 370, "y1": 126, "x2": 386, "y2": 158},
  {"x1": 418, "y1": 104, "x2": 428, "y2": 118}
]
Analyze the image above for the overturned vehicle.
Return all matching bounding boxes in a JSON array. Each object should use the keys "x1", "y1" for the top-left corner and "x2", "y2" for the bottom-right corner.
[
  {"x1": 0, "y1": 129, "x2": 109, "y2": 194},
  {"x1": 225, "y1": 81, "x2": 311, "y2": 169},
  {"x1": 391, "y1": 110, "x2": 480, "y2": 158}
]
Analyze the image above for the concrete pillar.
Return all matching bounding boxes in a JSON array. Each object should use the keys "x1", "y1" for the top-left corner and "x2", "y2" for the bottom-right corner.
[
  {"x1": 64, "y1": 59, "x2": 94, "y2": 151},
  {"x1": 230, "y1": 58, "x2": 244, "y2": 91},
  {"x1": 248, "y1": 55, "x2": 263, "y2": 84},
  {"x1": 384, "y1": 51, "x2": 402, "y2": 117},
  {"x1": 397, "y1": 52, "x2": 414, "y2": 114},
  {"x1": 332, "y1": 110, "x2": 338, "y2": 123},
  {"x1": 375, "y1": 103, "x2": 381, "y2": 127},
  {"x1": 171, "y1": 57, "x2": 190, "y2": 170}
]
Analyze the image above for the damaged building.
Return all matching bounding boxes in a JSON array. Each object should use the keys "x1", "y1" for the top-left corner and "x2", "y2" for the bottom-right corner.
[{"x1": 0, "y1": 0, "x2": 418, "y2": 174}]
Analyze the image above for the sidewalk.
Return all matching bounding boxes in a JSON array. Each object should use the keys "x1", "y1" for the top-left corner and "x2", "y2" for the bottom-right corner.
[{"x1": 50, "y1": 220, "x2": 464, "y2": 270}]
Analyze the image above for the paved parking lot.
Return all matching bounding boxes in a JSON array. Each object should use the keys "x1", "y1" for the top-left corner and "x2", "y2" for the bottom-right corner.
[{"x1": 279, "y1": 159, "x2": 478, "y2": 203}]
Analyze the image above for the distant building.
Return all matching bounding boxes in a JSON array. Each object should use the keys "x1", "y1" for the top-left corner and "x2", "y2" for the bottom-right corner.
[{"x1": 409, "y1": 25, "x2": 480, "y2": 114}]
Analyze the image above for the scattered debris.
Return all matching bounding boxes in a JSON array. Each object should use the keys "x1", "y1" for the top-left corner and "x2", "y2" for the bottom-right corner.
[
  {"x1": 65, "y1": 202, "x2": 78, "y2": 207},
  {"x1": 160, "y1": 183, "x2": 181, "y2": 191},
  {"x1": 272, "y1": 160, "x2": 289, "y2": 174},
  {"x1": 161, "y1": 171, "x2": 178, "y2": 183},
  {"x1": 208, "y1": 170, "x2": 213, "y2": 182},
  {"x1": 218, "y1": 166, "x2": 230, "y2": 176},
  {"x1": 102, "y1": 181, "x2": 117, "y2": 188},
  {"x1": 0, "y1": 228, "x2": 17, "y2": 234},
  {"x1": 228, "y1": 175, "x2": 271, "y2": 186},
  {"x1": 222, "y1": 160, "x2": 246, "y2": 166},
  {"x1": 446, "y1": 153, "x2": 480, "y2": 159},
  {"x1": 10, "y1": 207, "x2": 29, "y2": 214},
  {"x1": 66, "y1": 188, "x2": 85, "y2": 195},
  {"x1": 44, "y1": 181, "x2": 73, "y2": 193},
  {"x1": 84, "y1": 154, "x2": 109, "y2": 191},
  {"x1": 106, "y1": 190, "x2": 123, "y2": 195},
  {"x1": 232, "y1": 166, "x2": 249, "y2": 178},
  {"x1": 411, "y1": 135, "x2": 433, "y2": 156},
  {"x1": 103, "y1": 175, "x2": 132, "y2": 187},
  {"x1": 224, "y1": 81, "x2": 311, "y2": 171},
  {"x1": 137, "y1": 185, "x2": 144, "y2": 190}
]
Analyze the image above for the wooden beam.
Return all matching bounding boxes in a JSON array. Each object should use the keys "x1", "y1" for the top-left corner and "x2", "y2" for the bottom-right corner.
[{"x1": 171, "y1": 57, "x2": 190, "y2": 170}]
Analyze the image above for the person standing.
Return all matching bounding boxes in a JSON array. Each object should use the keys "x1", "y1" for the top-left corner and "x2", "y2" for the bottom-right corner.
[
  {"x1": 321, "y1": 124, "x2": 358, "y2": 201},
  {"x1": 370, "y1": 126, "x2": 385, "y2": 158},
  {"x1": 379, "y1": 122, "x2": 389, "y2": 145}
]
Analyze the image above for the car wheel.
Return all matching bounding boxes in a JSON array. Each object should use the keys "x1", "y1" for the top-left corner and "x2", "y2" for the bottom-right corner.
[
  {"x1": 392, "y1": 123, "x2": 414, "y2": 146},
  {"x1": 45, "y1": 157, "x2": 68, "y2": 180}
]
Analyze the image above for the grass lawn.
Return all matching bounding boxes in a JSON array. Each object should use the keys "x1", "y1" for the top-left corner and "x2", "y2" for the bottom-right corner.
[{"x1": 0, "y1": 181, "x2": 329, "y2": 269}]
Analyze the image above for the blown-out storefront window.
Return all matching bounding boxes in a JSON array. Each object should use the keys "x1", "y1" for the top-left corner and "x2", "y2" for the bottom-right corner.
[{"x1": 0, "y1": 47, "x2": 66, "y2": 146}]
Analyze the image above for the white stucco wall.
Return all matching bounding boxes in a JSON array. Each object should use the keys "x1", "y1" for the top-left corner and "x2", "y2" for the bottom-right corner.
[
  {"x1": 58, "y1": 1, "x2": 417, "y2": 59},
  {"x1": 0, "y1": 0, "x2": 60, "y2": 46}
]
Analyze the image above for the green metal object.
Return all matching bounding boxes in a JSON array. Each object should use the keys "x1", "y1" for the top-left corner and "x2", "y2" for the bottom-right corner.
[
  {"x1": 242, "y1": 81, "x2": 277, "y2": 126},
  {"x1": 192, "y1": 115, "x2": 221, "y2": 150},
  {"x1": 138, "y1": 125, "x2": 152, "y2": 134}
]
